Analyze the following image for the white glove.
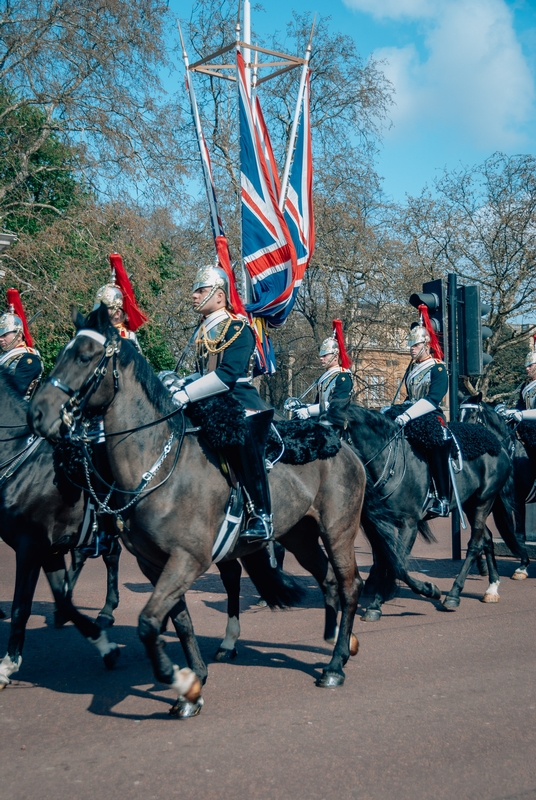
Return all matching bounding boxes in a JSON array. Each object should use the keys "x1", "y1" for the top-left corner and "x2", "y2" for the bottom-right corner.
[
  {"x1": 158, "y1": 370, "x2": 185, "y2": 392},
  {"x1": 171, "y1": 389, "x2": 189, "y2": 409},
  {"x1": 503, "y1": 409, "x2": 522, "y2": 422},
  {"x1": 395, "y1": 412, "x2": 411, "y2": 427},
  {"x1": 294, "y1": 407, "x2": 311, "y2": 420}
]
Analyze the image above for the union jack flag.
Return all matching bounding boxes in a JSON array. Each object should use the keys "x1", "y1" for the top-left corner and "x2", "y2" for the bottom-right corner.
[
  {"x1": 237, "y1": 50, "x2": 297, "y2": 325},
  {"x1": 283, "y1": 71, "x2": 315, "y2": 315}
]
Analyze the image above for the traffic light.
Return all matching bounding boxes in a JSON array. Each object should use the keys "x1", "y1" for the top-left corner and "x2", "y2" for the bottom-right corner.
[
  {"x1": 409, "y1": 278, "x2": 448, "y2": 363},
  {"x1": 457, "y1": 285, "x2": 493, "y2": 376}
]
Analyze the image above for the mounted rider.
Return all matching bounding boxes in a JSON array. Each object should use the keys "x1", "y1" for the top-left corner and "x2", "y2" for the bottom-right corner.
[
  {"x1": 499, "y1": 335, "x2": 536, "y2": 424},
  {"x1": 85, "y1": 254, "x2": 148, "y2": 557},
  {"x1": 292, "y1": 320, "x2": 353, "y2": 423},
  {"x1": 0, "y1": 289, "x2": 42, "y2": 400},
  {"x1": 94, "y1": 253, "x2": 148, "y2": 352},
  {"x1": 161, "y1": 265, "x2": 273, "y2": 544},
  {"x1": 395, "y1": 306, "x2": 450, "y2": 518}
]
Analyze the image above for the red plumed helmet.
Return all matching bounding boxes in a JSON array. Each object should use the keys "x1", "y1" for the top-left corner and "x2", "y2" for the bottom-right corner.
[
  {"x1": 108, "y1": 254, "x2": 148, "y2": 332},
  {"x1": 332, "y1": 319, "x2": 352, "y2": 369},
  {"x1": 6, "y1": 288, "x2": 33, "y2": 347},
  {"x1": 418, "y1": 304, "x2": 443, "y2": 360}
]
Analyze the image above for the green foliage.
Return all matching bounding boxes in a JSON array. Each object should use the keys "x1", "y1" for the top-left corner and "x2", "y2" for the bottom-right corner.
[{"x1": 0, "y1": 86, "x2": 85, "y2": 232}]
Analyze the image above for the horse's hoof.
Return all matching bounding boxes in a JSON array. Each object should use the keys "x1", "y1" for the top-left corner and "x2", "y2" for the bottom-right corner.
[
  {"x1": 442, "y1": 597, "x2": 460, "y2": 611},
  {"x1": 316, "y1": 671, "x2": 345, "y2": 688},
  {"x1": 360, "y1": 608, "x2": 382, "y2": 622},
  {"x1": 0, "y1": 680, "x2": 8, "y2": 691},
  {"x1": 511, "y1": 569, "x2": 528, "y2": 581},
  {"x1": 53, "y1": 611, "x2": 68, "y2": 628},
  {"x1": 349, "y1": 634, "x2": 359, "y2": 657},
  {"x1": 214, "y1": 647, "x2": 237, "y2": 661},
  {"x1": 169, "y1": 697, "x2": 204, "y2": 719},
  {"x1": 103, "y1": 646, "x2": 120, "y2": 670},
  {"x1": 0, "y1": 609, "x2": 6, "y2": 620},
  {"x1": 96, "y1": 614, "x2": 115, "y2": 629},
  {"x1": 482, "y1": 592, "x2": 500, "y2": 603},
  {"x1": 423, "y1": 582, "x2": 442, "y2": 600}
]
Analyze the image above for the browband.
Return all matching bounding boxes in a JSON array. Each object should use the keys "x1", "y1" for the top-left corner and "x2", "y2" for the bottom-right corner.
[{"x1": 76, "y1": 330, "x2": 107, "y2": 345}]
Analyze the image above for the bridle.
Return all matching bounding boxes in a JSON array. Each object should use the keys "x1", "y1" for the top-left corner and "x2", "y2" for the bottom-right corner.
[
  {"x1": 44, "y1": 327, "x2": 184, "y2": 521},
  {"x1": 46, "y1": 329, "x2": 121, "y2": 434}
]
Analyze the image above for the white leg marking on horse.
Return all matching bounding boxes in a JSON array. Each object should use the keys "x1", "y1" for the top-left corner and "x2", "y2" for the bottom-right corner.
[
  {"x1": 88, "y1": 630, "x2": 117, "y2": 657},
  {"x1": 0, "y1": 654, "x2": 22, "y2": 686},
  {"x1": 220, "y1": 616, "x2": 240, "y2": 650},
  {"x1": 512, "y1": 567, "x2": 528, "y2": 580},
  {"x1": 171, "y1": 665, "x2": 202, "y2": 702},
  {"x1": 483, "y1": 580, "x2": 500, "y2": 603},
  {"x1": 326, "y1": 625, "x2": 340, "y2": 645}
]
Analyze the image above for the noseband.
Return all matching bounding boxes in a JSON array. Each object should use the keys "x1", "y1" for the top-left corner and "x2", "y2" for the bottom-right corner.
[{"x1": 46, "y1": 329, "x2": 120, "y2": 433}]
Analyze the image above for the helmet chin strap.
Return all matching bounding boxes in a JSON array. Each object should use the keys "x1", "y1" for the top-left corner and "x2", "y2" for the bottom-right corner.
[
  {"x1": 193, "y1": 284, "x2": 223, "y2": 313},
  {"x1": 0, "y1": 331, "x2": 23, "y2": 352},
  {"x1": 411, "y1": 343, "x2": 428, "y2": 364}
]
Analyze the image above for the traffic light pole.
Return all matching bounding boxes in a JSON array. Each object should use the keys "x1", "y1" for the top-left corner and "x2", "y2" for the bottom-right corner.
[{"x1": 447, "y1": 273, "x2": 462, "y2": 560}]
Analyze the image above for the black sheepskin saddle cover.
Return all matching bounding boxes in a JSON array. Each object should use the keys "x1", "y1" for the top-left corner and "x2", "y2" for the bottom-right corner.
[
  {"x1": 517, "y1": 420, "x2": 536, "y2": 458},
  {"x1": 385, "y1": 405, "x2": 501, "y2": 460},
  {"x1": 267, "y1": 419, "x2": 341, "y2": 465},
  {"x1": 187, "y1": 394, "x2": 341, "y2": 464}
]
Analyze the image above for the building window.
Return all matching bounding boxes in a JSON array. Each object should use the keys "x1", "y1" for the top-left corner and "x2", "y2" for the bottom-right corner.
[{"x1": 366, "y1": 374, "x2": 385, "y2": 403}]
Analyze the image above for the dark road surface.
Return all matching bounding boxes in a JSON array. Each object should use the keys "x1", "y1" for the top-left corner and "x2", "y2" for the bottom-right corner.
[{"x1": 1, "y1": 522, "x2": 535, "y2": 800}]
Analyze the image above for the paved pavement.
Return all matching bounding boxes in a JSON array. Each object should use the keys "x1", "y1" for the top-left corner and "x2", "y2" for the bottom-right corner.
[{"x1": 1, "y1": 521, "x2": 535, "y2": 800}]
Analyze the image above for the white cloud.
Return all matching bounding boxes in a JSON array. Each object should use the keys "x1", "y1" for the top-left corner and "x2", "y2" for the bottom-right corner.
[{"x1": 346, "y1": 0, "x2": 535, "y2": 147}]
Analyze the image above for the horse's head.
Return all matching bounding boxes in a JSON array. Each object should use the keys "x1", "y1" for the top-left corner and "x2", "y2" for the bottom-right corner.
[
  {"x1": 459, "y1": 392, "x2": 483, "y2": 424},
  {"x1": 29, "y1": 304, "x2": 121, "y2": 441}
]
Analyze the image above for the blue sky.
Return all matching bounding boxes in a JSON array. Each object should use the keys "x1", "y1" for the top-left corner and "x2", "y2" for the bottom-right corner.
[{"x1": 174, "y1": 0, "x2": 536, "y2": 203}]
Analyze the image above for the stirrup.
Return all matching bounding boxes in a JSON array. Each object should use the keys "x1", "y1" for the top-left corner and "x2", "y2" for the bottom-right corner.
[
  {"x1": 424, "y1": 496, "x2": 450, "y2": 518},
  {"x1": 239, "y1": 513, "x2": 273, "y2": 543}
]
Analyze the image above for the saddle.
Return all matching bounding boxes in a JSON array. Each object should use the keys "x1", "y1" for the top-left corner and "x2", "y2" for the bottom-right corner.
[{"x1": 187, "y1": 395, "x2": 342, "y2": 562}]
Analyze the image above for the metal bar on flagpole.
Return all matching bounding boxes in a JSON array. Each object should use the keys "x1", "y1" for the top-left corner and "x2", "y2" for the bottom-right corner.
[
  {"x1": 243, "y1": 0, "x2": 251, "y2": 96},
  {"x1": 177, "y1": 21, "x2": 220, "y2": 239},
  {"x1": 278, "y1": 22, "x2": 314, "y2": 211}
]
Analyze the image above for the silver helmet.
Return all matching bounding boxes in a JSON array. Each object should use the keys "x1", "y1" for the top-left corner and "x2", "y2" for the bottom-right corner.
[
  {"x1": 192, "y1": 265, "x2": 230, "y2": 311},
  {"x1": 525, "y1": 348, "x2": 536, "y2": 367},
  {"x1": 407, "y1": 325, "x2": 430, "y2": 348},
  {"x1": 95, "y1": 282, "x2": 124, "y2": 312},
  {"x1": 0, "y1": 308, "x2": 23, "y2": 338},
  {"x1": 319, "y1": 336, "x2": 339, "y2": 358}
]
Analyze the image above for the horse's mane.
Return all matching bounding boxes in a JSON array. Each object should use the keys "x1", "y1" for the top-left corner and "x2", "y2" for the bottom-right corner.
[
  {"x1": 345, "y1": 403, "x2": 397, "y2": 438},
  {"x1": 83, "y1": 306, "x2": 183, "y2": 434}
]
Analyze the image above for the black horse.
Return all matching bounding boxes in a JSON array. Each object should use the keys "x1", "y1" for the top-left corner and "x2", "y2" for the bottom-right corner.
[
  {"x1": 459, "y1": 393, "x2": 530, "y2": 580},
  {"x1": 0, "y1": 371, "x2": 121, "y2": 688},
  {"x1": 30, "y1": 306, "x2": 404, "y2": 717},
  {"x1": 330, "y1": 401, "x2": 517, "y2": 615}
]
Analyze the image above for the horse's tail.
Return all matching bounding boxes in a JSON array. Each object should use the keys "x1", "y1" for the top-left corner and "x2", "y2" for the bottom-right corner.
[
  {"x1": 491, "y1": 473, "x2": 528, "y2": 561},
  {"x1": 417, "y1": 519, "x2": 436, "y2": 543},
  {"x1": 360, "y1": 474, "x2": 405, "y2": 600},
  {"x1": 241, "y1": 544, "x2": 306, "y2": 609}
]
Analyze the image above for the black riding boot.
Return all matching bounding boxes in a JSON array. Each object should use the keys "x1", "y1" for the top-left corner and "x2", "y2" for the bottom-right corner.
[
  {"x1": 425, "y1": 438, "x2": 451, "y2": 517},
  {"x1": 230, "y1": 409, "x2": 274, "y2": 543}
]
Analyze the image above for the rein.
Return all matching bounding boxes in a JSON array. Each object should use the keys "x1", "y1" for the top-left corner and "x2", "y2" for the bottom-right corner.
[{"x1": 47, "y1": 328, "x2": 186, "y2": 519}]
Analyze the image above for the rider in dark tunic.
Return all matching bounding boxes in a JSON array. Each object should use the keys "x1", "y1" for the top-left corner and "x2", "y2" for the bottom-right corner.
[
  {"x1": 161, "y1": 265, "x2": 273, "y2": 544},
  {"x1": 500, "y1": 336, "x2": 536, "y2": 423},
  {"x1": 395, "y1": 321, "x2": 450, "y2": 517},
  {"x1": 293, "y1": 323, "x2": 353, "y2": 422},
  {"x1": 0, "y1": 290, "x2": 42, "y2": 400}
]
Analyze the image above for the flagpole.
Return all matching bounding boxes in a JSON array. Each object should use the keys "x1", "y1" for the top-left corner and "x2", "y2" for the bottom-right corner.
[
  {"x1": 243, "y1": 0, "x2": 251, "y2": 96},
  {"x1": 177, "y1": 22, "x2": 220, "y2": 240},
  {"x1": 278, "y1": 22, "x2": 314, "y2": 211}
]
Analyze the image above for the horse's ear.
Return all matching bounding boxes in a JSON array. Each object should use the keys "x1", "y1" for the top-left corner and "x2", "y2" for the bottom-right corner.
[
  {"x1": 71, "y1": 307, "x2": 86, "y2": 330},
  {"x1": 96, "y1": 302, "x2": 111, "y2": 334},
  {"x1": 475, "y1": 391, "x2": 483, "y2": 403}
]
